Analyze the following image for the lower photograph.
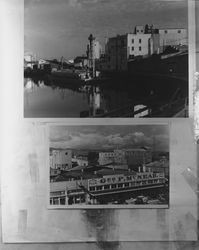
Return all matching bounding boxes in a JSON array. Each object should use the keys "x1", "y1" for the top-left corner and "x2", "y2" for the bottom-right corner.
[{"x1": 48, "y1": 124, "x2": 169, "y2": 208}]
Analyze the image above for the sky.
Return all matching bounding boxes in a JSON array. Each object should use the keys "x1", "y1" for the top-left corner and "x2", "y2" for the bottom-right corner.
[
  {"x1": 25, "y1": 0, "x2": 188, "y2": 60},
  {"x1": 49, "y1": 125, "x2": 169, "y2": 151}
]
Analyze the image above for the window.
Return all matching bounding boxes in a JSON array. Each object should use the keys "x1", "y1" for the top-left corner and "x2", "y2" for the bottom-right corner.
[
  {"x1": 60, "y1": 197, "x2": 65, "y2": 205},
  {"x1": 90, "y1": 187, "x2": 95, "y2": 191},
  {"x1": 126, "y1": 176, "x2": 132, "y2": 181},
  {"x1": 124, "y1": 183, "x2": 129, "y2": 187},
  {"x1": 53, "y1": 198, "x2": 59, "y2": 205},
  {"x1": 118, "y1": 183, "x2": 123, "y2": 188},
  {"x1": 165, "y1": 30, "x2": 168, "y2": 34},
  {"x1": 132, "y1": 46, "x2": 134, "y2": 51},
  {"x1": 65, "y1": 152, "x2": 68, "y2": 155},
  {"x1": 178, "y1": 30, "x2": 181, "y2": 33},
  {"x1": 139, "y1": 39, "x2": 142, "y2": 43},
  {"x1": 111, "y1": 184, "x2": 116, "y2": 189},
  {"x1": 104, "y1": 185, "x2": 110, "y2": 190},
  {"x1": 96, "y1": 186, "x2": 102, "y2": 191},
  {"x1": 132, "y1": 39, "x2": 134, "y2": 43},
  {"x1": 139, "y1": 46, "x2": 141, "y2": 51}
]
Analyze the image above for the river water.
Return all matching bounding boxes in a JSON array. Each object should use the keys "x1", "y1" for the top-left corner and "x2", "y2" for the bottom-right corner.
[{"x1": 24, "y1": 76, "x2": 186, "y2": 118}]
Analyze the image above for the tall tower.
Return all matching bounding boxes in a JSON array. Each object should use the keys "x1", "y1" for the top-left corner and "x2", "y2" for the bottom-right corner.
[{"x1": 88, "y1": 34, "x2": 96, "y2": 77}]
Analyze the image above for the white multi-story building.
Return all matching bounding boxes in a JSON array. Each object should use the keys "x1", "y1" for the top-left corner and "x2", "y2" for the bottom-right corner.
[
  {"x1": 97, "y1": 25, "x2": 187, "y2": 72},
  {"x1": 127, "y1": 33, "x2": 152, "y2": 57},
  {"x1": 99, "y1": 32, "x2": 154, "y2": 71},
  {"x1": 51, "y1": 149, "x2": 72, "y2": 170}
]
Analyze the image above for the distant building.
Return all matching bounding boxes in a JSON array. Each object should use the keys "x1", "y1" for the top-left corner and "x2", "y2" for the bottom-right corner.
[
  {"x1": 134, "y1": 25, "x2": 145, "y2": 34},
  {"x1": 46, "y1": 60, "x2": 61, "y2": 71},
  {"x1": 93, "y1": 40, "x2": 102, "y2": 59},
  {"x1": 145, "y1": 159, "x2": 169, "y2": 177},
  {"x1": 125, "y1": 148, "x2": 152, "y2": 166},
  {"x1": 113, "y1": 149, "x2": 127, "y2": 164},
  {"x1": 87, "y1": 34, "x2": 102, "y2": 76},
  {"x1": 37, "y1": 59, "x2": 52, "y2": 72},
  {"x1": 74, "y1": 56, "x2": 88, "y2": 68},
  {"x1": 72, "y1": 155, "x2": 88, "y2": 167},
  {"x1": 24, "y1": 53, "x2": 37, "y2": 69},
  {"x1": 97, "y1": 25, "x2": 187, "y2": 72},
  {"x1": 98, "y1": 32, "x2": 155, "y2": 71},
  {"x1": 51, "y1": 149, "x2": 72, "y2": 170},
  {"x1": 50, "y1": 168, "x2": 61, "y2": 182},
  {"x1": 98, "y1": 148, "x2": 151, "y2": 166},
  {"x1": 98, "y1": 151, "x2": 115, "y2": 165},
  {"x1": 159, "y1": 28, "x2": 187, "y2": 52}
]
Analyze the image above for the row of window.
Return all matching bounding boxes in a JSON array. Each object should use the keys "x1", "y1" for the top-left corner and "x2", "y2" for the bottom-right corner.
[
  {"x1": 54, "y1": 163, "x2": 69, "y2": 168},
  {"x1": 89, "y1": 179, "x2": 164, "y2": 192},
  {"x1": 126, "y1": 151, "x2": 148, "y2": 155},
  {"x1": 132, "y1": 38, "x2": 142, "y2": 43},
  {"x1": 67, "y1": 189, "x2": 83, "y2": 194},
  {"x1": 50, "y1": 191, "x2": 65, "y2": 197},
  {"x1": 50, "y1": 197, "x2": 66, "y2": 205},
  {"x1": 100, "y1": 153, "x2": 114, "y2": 157},
  {"x1": 164, "y1": 30, "x2": 182, "y2": 34}
]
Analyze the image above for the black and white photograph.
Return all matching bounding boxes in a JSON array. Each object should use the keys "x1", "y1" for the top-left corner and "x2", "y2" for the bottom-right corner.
[
  {"x1": 49, "y1": 124, "x2": 169, "y2": 207},
  {"x1": 24, "y1": 0, "x2": 188, "y2": 118}
]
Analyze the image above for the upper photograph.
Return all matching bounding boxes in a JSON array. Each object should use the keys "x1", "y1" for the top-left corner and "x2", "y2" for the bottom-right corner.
[{"x1": 24, "y1": 0, "x2": 188, "y2": 118}]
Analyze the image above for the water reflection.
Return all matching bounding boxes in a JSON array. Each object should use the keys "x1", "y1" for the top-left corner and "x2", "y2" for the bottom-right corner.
[
  {"x1": 24, "y1": 76, "x2": 186, "y2": 118},
  {"x1": 24, "y1": 77, "x2": 149, "y2": 118}
]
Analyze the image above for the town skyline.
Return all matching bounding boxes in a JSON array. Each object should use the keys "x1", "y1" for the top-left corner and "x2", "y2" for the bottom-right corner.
[
  {"x1": 25, "y1": 0, "x2": 188, "y2": 60},
  {"x1": 49, "y1": 125, "x2": 169, "y2": 152}
]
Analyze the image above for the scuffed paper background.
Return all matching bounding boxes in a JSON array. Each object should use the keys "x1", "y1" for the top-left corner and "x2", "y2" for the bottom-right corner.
[
  {"x1": 0, "y1": 119, "x2": 197, "y2": 242},
  {"x1": 0, "y1": 0, "x2": 198, "y2": 249}
]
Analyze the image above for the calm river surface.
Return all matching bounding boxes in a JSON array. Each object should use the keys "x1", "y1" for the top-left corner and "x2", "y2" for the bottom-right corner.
[
  {"x1": 24, "y1": 76, "x2": 185, "y2": 118},
  {"x1": 24, "y1": 77, "x2": 152, "y2": 118}
]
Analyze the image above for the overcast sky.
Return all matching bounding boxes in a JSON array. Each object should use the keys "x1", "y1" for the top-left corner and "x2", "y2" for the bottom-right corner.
[
  {"x1": 25, "y1": 0, "x2": 188, "y2": 60},
  {"x1": 49, "y1": 125, "x2": 169, "y2": 151}
]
